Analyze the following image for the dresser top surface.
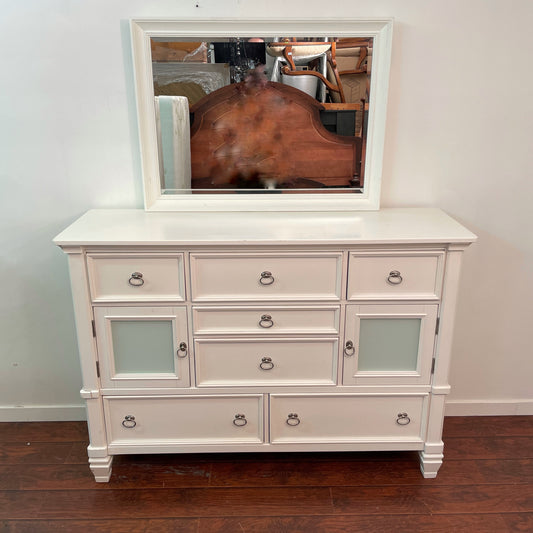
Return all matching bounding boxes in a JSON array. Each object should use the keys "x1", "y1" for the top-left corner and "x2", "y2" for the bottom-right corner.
[{"x1": 53, "y1": 208, "x2": 476, "y2": 247}]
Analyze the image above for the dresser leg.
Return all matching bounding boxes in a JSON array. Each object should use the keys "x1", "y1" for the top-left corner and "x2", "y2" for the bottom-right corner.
[
  {"x1": 418, "y1": 448, "x2": 444, "y2": 478},
  {"x1": 89, "y1": 455, "x2": 113, "y2": 482}
]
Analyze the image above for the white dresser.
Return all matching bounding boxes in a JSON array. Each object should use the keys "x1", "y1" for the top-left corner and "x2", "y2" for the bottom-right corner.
[{"x1": 54, "y1": 208, "x2": 475, "y2": 481}]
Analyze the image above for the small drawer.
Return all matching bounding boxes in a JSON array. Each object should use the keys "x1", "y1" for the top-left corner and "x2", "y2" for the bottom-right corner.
[
  {"x1": 190, "y1": 252, "x2": 342, "y2": 302},
  {"x1": 270, "y1": 394, "x2": 426, "y2": 444},
  {"x1": 104, "y1": 395, "x2": 263, "y2": 447},
  {"x1": 195, "y1": 338, "x2": 338, "y2": 386},
  {"x1": 192, "y1": 306, "x2": 340, "y2": 335},
  {"x1": 347, "y1": 252, "x2": 444, "y2": 300},
  {"x1": 87, "y1": 253, "x2": 185, "y2": 302}
]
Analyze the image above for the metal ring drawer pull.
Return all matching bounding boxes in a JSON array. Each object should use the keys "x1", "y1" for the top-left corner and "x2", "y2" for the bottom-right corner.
[
  {"x1": 259, "y1": 271, "x2": 275, "y2": 285},
  {"x1": 396, "y1": 412, "x2": 411, "y2": 425},
  {"x1": 344, "y1": 340, "x2": 355, "y2": 357},
  {"x1": 259, "y1": 357, "x2": 274, "y2": 370},
  {"x1": 286, "y1": 413, "x2": 301, "y2": 426},
  {"x1": 259, "y1": 314, "x2": 274, "y2": 328},
  {"x1": 233, "y1": 413, "x2": 248, "y2": 427},
  {"x1": 387, "y1": 270, "x2": 403, "y2": 285},
  {"x1": 122, "y1": 415, "x2": 136, "y2": 428},
  {"x1": 128, "y1": 271, "x2": 145, "y2": 287},
  {"x1": 177, "y1": 342, "x2": 188, "y2": 358}
]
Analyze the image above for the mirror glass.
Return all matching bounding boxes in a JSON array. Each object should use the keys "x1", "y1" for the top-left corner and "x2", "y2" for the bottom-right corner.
[{"x1": 131, "y1": 20, "x2": 392, "y2": 210}]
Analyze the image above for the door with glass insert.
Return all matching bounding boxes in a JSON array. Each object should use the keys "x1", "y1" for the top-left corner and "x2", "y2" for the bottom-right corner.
[
  {"x1": 94, "y1": 307, "x2": 189, "y2": 388},
  {"x1": 343, "y1": 304, "x2": 438, "y2": 385}
]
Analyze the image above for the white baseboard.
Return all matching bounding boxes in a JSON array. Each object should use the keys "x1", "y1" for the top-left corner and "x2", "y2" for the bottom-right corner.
[
  {"x1": 0, "y1": 405, "x2": 87, "y2": 422},
  {"x1": 445, "y1": 399, "x2": 533, "y2": 416}
]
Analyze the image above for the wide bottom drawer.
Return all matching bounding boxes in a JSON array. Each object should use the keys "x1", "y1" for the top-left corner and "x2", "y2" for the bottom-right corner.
[
  {"x1": 104, "y1": 395, "x2": 263, "y2": 445},
  {"x1": 270, "y1": 394, "x2": 427, "y2": 444}
]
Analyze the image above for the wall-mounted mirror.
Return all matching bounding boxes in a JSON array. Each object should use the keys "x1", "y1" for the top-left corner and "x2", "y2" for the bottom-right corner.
[{"x1": 131, "y1": 19, "x2": 392, "y2": 211}]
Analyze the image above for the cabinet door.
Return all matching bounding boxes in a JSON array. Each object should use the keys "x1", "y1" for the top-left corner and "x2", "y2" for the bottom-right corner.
[
  {"x1": 94, "y1": 307, "x2": 189, "y2": 389},
  {"x1": 343, "y1": 304, "x2": 438, "y2": 385}
]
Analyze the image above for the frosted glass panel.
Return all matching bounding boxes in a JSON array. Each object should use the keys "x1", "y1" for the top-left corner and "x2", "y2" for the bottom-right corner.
[
  {"x1": 111, "y1": 320, "x2": 174, "y2": 374},
  {"x1": 358, "y1": 318, "x2": 420, "y2": 371}
]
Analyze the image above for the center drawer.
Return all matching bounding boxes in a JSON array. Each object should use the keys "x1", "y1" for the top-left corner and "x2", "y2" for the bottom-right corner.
[
  {"x1": 190, "y1": 252, "x2": 342, "y2": 302},
  {"x1": 194, "y1": 338, "x2": 338, "y2": 386},
  {"x1": 192, "y1": 306, "x2": 340, "y2": 335}
]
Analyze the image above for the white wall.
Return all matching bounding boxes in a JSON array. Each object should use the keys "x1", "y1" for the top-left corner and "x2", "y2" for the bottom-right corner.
[{"x1": 1, "y1": 0, "x2": 532, "y2": 420}]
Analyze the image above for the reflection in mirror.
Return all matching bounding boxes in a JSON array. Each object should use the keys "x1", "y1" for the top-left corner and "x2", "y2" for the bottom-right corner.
[
  {"x1": 151, "y1": 36, "x2": 372, "y2": 194},
  {"x1": 130, "y1": 20, "x2": 392, "y2": 210}
]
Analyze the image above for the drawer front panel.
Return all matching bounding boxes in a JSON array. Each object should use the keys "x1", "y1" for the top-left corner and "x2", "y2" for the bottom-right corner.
[
  {"x1": 193, "y1": 306, "x2": 340, "y2": 335},
  {"x1": 347, "y1": 252, "x2": 444, "y2": 300},
  {"x1": 105, "y1": 395, "x2": 263, "y2": 444},
  {"x1": 87, "y1": 253, "x2": 185, "y2": 302},
  {"x1": 270, "y1": 394, "x2": 425, "y2": 443},
  {"x1": 195, "y1": 338, "x2": 338, "y2": 386},
  {"x1": 190, "y1": 253, "x2": 342, "y2": 301}
]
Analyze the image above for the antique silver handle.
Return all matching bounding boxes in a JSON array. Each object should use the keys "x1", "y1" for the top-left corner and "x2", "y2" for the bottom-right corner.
[
  {"x1": 259, "y1": 314, "x2": 274, "y2": 328},
  {"x1": 387, "y1": 270, "x2": 403, "y2": 285},
  {"x1": 344, "y1": 340, "x2": 356, "y2": 356},
  {"x1": 233, "y1": 413, "x2": 248, "y2": 427},
  {"x1": 396, "y1": 412, "x2": 411, "y2": 425},
  {"x1": 122, "y1": 415, "x2": 136, "y2": 428},
  {"x1": 177, "y1": 342, "x2": 188, "y2": 358},
  {"x1": 286, "y1": 413, "x2": 301, "y2": 426},
  {"x1": 259, "y1": 271, "x2": 275, "y2": 285},
  {"x1": 128, "y1": 272, "x2": 144, "y2": 287},
  {"x1": 259, "y1": 356, "x2": 274, "y2": 370}
]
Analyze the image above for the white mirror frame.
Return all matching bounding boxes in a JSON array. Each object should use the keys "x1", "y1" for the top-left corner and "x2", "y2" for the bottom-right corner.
[{"x1": 131, "y1": 18, "x2": 393, "y2": 211}]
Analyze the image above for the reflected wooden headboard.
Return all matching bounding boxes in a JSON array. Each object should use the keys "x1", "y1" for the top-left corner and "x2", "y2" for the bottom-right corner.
[{"x1": 189, "y1": 80, "x2": 361, "y2": 189}]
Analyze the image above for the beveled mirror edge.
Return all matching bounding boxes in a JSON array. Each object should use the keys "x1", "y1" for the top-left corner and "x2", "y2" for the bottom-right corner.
[{"x1": 130, "y1": 18, "x2": 393, "y2": 212}]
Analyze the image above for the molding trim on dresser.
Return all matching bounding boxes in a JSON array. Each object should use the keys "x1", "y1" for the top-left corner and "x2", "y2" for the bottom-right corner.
[{"x1": 54, "y1": 208, "x2": 476, "y2": 481}]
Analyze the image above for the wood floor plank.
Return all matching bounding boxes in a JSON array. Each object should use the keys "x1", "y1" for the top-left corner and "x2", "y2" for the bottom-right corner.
[
  {"x1": 0, "y1": 492, "x2": 44, "y2": 519},
  {"x1": 502, "y1": 513, "x2": 533, "y2": 532},
  {"x1": 419, "y1": 484, "x2": 533, "y2": 514},
  {"x1": 36, "y1": 487, "x2": 333, "y2": 519},
  {"x1": 332, "y1": 484, "x2": 533, "y2": 515},
  {"x1": 0, "y1": 443, "x2": 76, "y2": 465},
  {"x1": 0, "y1": 422, "x2": 88, "y2": 443},
  {"x1": 0, "y1": 518, "x2": 199, "y2": 533},
  {"x1": 209, "y1": 457, "x2": 533, "y2": 487},
  {"x1": 444, "y1": 436, "x2": 533, "y2": 460},
  {"x1": 197, "y1": 514, "x2": 513, "y2": 533},
  {"x1": 443, "y1": 416, "x2": 533, "y2": 437}
]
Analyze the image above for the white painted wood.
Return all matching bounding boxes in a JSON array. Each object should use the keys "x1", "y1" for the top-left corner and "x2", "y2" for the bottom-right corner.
[
  {"x1": 87, "y1": 253, "x2": 185, "y2": 302},
  {"x1": 130, "y1": 19, "x2": 393, "y2": 211},
  {"x1": 194, "y1": 338, "x2": 338, "y2": 387},
  {"x1": 53, "y1": 208, "x2": 477, "y2": 247},
  {"x1": 94, "y1": 307, "x2": 190, "y2": 389},
  {"x1": 343, "y1": 304, "x2": 438, "y2": 386},
  {"x1": 54, "y1": 208, "x2": 475, "y2": 481},
  {"x1": 192, "y1": 306, "x2": 340, "y2": 335},
  {"x1": 104, "y1": 395, "x2": 263, "y2": 445},
  {"x1": 347, "y1": 251, "x2": 444, "y2": 300},
  {"x1": 270, "y1": 394, "x2": 426, "y2": 444},
  {"x1": 190, "y1": 252, "x2": 342, "y2": 302}
]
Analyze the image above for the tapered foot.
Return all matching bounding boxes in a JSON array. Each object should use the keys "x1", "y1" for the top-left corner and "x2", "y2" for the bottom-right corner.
[
  {"x1": 419, "y1": 450, "x2": 443, "y2": 478},
  {"x1": 89, "y1": 455, "x2": 113, "y2": 482}
]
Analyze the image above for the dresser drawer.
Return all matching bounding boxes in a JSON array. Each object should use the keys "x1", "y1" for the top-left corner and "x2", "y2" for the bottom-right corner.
[
  {"x1": 190, "y1": 252, "x2": 342, "y2": 302},
  {"x1": 104, "y1": 395, "x2": 263, "y2": 446},
  {"x1": 347, "y1": 252, "x2": 444, "y2": 300},
  {"x1": 87, "y1": 253, "x2": 185, "y2": 302},
  {"x1": 270, "y1": 394, "x2": 426, "y2": 444},
  {"x1": 192, "y1": 306, "x2": 340, "y2": 335},
  {"x1": 195, "y1": 338, "x2": 338, "y2": 386}
]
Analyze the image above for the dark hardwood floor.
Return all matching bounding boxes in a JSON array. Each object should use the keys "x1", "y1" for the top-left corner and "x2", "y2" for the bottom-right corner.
[{"x1": 1, "y1": 416, "x2": 532, "y2": 532}]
